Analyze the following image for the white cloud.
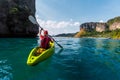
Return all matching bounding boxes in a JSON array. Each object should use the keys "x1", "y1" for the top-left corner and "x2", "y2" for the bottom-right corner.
[
  {"x1": 99, "y1": 20, "x2": 104, "y2": 22},
  {"x1": 36, "y1": 16, "x2": 80, "y2": 35}
]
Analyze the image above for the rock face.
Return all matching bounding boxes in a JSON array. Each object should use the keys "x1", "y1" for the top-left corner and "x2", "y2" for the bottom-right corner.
[
  {"x1": 109, "y1": 22, "x2": 120, "y2": 30},
  {"x1": 96, "y1": 23, "x2": 108, "y2": 32},
  {"x1": 107, "y1": 16, "x2": 120, "y2": 31},
  {"x1": 0, "y1": 0, "x2": 38, "y2": 37},
  {"x1": 80, "y1": 22, "x2": 96, "y2": 32},
  {"x1": 80, "y1": 22, "x2": 107, "y2": 32}
]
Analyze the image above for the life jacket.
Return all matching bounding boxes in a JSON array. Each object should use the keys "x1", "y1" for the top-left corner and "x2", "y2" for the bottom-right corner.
[{"x1": 40, "y1": 36, "x2": 51, "y2": 49}]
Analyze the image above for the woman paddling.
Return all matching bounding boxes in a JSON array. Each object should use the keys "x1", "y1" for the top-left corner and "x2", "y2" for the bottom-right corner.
[{"x1": 36, "y1": 28, "x2": 53, "y2": 55}]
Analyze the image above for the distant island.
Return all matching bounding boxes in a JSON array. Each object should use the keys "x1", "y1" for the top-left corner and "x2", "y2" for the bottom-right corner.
[
  {"x1": 55, "y1": 16, "x2": 120, "y2": 39},
  {"x1": 54, "y1": 33, "x2": 77, "y2": 37}
]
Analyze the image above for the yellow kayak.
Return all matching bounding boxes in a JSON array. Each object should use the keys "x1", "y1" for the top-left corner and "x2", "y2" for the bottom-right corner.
[{"x1": 27, "y1": 42, "x2": 55, "y2": 66}]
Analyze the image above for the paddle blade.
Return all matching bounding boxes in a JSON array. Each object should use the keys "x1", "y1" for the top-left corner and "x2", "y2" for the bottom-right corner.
[{"x1": 28, "y1": 15, "x2": 37, "y2": 24}]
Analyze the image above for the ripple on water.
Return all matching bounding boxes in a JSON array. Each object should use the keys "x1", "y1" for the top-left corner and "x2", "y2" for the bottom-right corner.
[{"x1": 0, "y1": 59, "x2": 13, "y2": 80}]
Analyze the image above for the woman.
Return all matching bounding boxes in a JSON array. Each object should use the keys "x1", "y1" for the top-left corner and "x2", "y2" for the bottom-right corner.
[{"x1": 36, "y1": 28, "x2": 53, "y2": 55}]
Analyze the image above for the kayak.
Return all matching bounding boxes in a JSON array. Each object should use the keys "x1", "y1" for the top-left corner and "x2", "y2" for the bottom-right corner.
[{"x1": 27, "y1": 42, "x2": 55, "y2": 66}]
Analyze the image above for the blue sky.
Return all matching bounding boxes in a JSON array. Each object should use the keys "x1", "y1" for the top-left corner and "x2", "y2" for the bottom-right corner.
[{"x1": 36, "y1": 0, "x2": 120, "y2": 35}]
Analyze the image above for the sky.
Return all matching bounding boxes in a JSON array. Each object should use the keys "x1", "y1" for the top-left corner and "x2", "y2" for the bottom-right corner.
[{"x1": 36, "y1": 0, "x2": 120, "y2": 35}]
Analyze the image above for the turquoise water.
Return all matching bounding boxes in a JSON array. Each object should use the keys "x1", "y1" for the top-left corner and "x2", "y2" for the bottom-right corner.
[{"x1": 0, "y1": 37, "x2": 120, "y2": 80}]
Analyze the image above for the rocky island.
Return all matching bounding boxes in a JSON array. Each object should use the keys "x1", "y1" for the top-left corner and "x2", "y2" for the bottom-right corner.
[{"x1": 74, "y1": 16, "x2": 120, "y2": 39}]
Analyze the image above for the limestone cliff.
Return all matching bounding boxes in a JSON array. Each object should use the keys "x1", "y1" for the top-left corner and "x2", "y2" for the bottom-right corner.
[
  {"x1": 80, "y1": 22, "x2": 107, "y2": 32},
  {"x1": 0, "y1": 0, "x2": 38, "y2": 37},
  {"x1": 107, "y1": 16, "x2": 120, "y2": 30},
  {"x1": 109, "y1": 22, "x2": 120, "y2": 30}
]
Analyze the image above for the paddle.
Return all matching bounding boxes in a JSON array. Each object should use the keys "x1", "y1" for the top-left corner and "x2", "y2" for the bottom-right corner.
[{"x1": 28, "y1": 15, "x2": 63, "y2": 48}]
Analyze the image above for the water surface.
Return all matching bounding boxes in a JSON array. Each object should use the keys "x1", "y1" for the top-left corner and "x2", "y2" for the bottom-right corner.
[{"x1": 0, "y1": 37, "x2": 120, "y2": 80}]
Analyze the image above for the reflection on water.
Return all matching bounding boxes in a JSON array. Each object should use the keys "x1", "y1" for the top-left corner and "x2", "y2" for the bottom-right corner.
[{"x1": 0, "y1": 59, "x2": 13, "y2": 80}]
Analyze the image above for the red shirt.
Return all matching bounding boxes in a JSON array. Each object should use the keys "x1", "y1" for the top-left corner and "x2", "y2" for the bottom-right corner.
[{"x1": 40, "y1": 35, "x2": 52, "y2": 49}]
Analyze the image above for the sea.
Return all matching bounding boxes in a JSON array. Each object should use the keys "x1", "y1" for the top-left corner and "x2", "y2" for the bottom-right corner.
[{"x1": 0, "y1": 37, "x2": 120, "y2": 80}]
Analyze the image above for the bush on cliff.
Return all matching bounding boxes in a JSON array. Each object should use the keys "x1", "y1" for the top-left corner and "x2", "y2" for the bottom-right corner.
[
  {"x1": 107, "y1": 16, "x2": 120, "y2": 26},
  {"x1": 74, "y1": 29, "x2": 86, "y2": 38}
]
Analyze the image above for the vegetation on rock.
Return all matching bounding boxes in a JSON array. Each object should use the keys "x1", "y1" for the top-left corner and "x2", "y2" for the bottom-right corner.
[{"x1": 107, "y1": 16, "x2": 120, "y2": 26}]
